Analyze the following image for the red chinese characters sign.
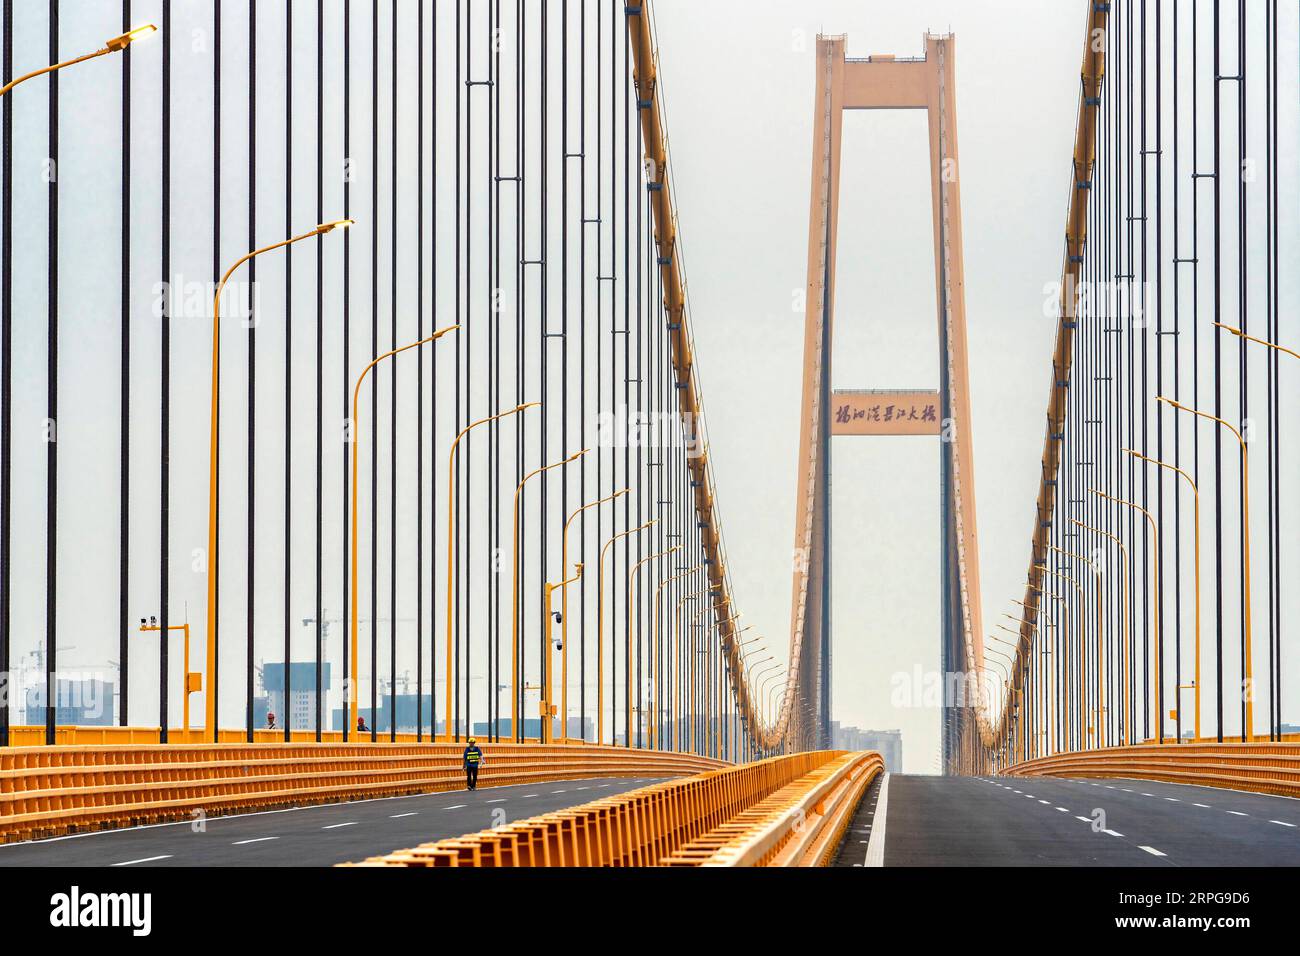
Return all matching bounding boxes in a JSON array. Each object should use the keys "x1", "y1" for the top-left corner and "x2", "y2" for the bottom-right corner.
[{"x1": 830, "y1": 389, "x2": 941, "y2": 436}]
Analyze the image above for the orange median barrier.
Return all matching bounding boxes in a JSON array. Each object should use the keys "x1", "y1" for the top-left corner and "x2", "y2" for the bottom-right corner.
[
  {"x1": 344, "y1": 750, "x2": 883, "y2": 867},
  {"x1": 0, "y1": 741, "x2": 725, "y2": 844}
]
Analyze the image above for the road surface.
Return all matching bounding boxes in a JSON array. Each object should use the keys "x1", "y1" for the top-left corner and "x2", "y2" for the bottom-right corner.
[
  {"x1": 0, "y1": 776, "x2": 666, "y2": 867},
  {"x1": 848, "y1": 774, "x2": 1300, "y2": 866}
]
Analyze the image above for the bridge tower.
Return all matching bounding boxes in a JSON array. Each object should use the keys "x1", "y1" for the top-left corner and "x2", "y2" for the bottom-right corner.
[{"x1": 791, "y1": 35, "x2": 985, "y2": 764}]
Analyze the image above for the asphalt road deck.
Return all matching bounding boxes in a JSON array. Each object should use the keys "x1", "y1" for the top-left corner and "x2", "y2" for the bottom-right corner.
[
  {"x1": 0, "y1": 776, "x2": 667, "y2": 867},
  {"x1": 872, "y1": 774, "x2": 1300, "y2": 866}
]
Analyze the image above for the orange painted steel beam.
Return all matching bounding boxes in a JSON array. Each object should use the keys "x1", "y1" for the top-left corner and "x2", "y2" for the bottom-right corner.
[{"x1": 790, "y1": 34, "x2": 988, "y2": 758}]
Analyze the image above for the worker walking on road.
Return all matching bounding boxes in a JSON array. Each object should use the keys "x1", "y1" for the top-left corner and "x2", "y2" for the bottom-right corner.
[{"x1": 463, "y1": 738, "x2": 484, "y2": 791}]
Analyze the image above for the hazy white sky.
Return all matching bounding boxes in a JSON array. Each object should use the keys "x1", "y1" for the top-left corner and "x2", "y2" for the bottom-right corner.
[{"x1": 654, "y1": 0, "x2": 1084, "y2": 770}]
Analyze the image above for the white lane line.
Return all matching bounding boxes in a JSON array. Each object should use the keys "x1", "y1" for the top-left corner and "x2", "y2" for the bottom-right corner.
[
  {"x1": 1164, "y1": 797, "x2": 1180, "y2": 802},
  {"x1": 1269, "y1": 820, "x2": 1296, "y2": 828},
  {"x1": 1226, "y1": 810, "x2": 1248, "y2": 817},
  {"x1": 1193, "y1": 803, "x2": 1211, "y2": 808},
  {"x1": 322, "y1": 822, "x2": 357, "y2": 830},
  {"x1": 443, "y1": 805, "x2": 467, "y2": 810},
  {"x1": 486, "y1": 799, "x2": 506, "y2": 804},
  {"x1": 1075, "y1": 816, "x2": 1092, "y2": 822},
  {"x1": 113, "y1": 855, "x2": 172, "y2": 866},
  {"x1": 1138, "y1": 845, "x2": 1167, "y2": 857},
  {"x1": 597, "y1": 784, "x2": 610, "y2": 788},
  {"x1": 1141, "y1": 793, "x2": 1155, "y2": 797},
  {"x1": 1056, "y1": 807, "x2": 1069, "y2": 812},
  {"x1": 390, "y1": 813, "x2": 418, "y2": 819},
  {"x1": 232, "y1": 837, "x2": 279, "y2": 845},
  {"x1": 576, "y1": 786, "x2": 590, "y2": 791},
  {"x1": 522, "y1": 794, "x2": 539, "y2": 798},
  {"x1": 864, "y1": 773, "x2": 890, "y2": 868},
  {"x1": 1038, "y1": 799, "x2": 1050, "y2": 805},
  {"x1": 1103, "y1": 830, "x2": 1125, "y2": 838},
  {"x1": 551, "y1": 790, "x2": 568, "y2": 794}
]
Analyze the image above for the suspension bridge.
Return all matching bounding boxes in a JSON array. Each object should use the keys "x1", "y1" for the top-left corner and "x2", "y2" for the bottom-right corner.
[{"x1": 0, "y1": 0, "x2": 1296, "y2": 873}]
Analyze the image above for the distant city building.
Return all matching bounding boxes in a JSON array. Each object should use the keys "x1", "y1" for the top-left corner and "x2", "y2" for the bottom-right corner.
[
  {"x1": 833, "y1": 724, "x2": 903, "y2": 772},
  {"x1": 24, "y1": 678, "x2": 115, "y2": 726},
  {"x1": 473, "y1": 717, "x2": 594, "y2": 741},
  {"x1": 263, "y1": 662, "x2": 331, "y2": 731},
  {"x1": 331, "y1": 693, "x2": 436, "y2": 734}
]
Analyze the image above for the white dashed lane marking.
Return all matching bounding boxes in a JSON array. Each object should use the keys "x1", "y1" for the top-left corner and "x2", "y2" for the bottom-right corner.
[
  {"x1": 232, "y1": 837, "x2": 278, "y2": 845},
  {"x1": 322, "y1": 822, "x2": 357, "y2": 830},
  {"x1": 114, "y1": 855, "x2": 172, "y2": 866},
  {"x1": 1139, "y1": 846, "x2": 1167, "y2": 857},
  {"x1": 389, "y1": 813, "x2": 418, "y2": 819}
]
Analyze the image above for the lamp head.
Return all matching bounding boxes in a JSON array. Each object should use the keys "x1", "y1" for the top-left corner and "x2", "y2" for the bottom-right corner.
[
  {"x1": 106, "y1": 24, "x2": 158, "y2": 52},
  {"x1": 316, "y1": 219, "x2": 355, "y2": 234}
]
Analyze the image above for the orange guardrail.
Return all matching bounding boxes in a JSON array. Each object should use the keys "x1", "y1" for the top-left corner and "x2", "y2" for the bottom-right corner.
[
  {"x1": 345, "y1": 750, "x2": 880, "y2": 867},
  {"x1": 1005, "y1": 741, "x2": 1300, "y2": 799},
  {"x1": 0, "y1": 742, "x2": 725, "y2": 844},
  {"x1": 666, "y1": 750, "x2": 883, "y2": 866}
]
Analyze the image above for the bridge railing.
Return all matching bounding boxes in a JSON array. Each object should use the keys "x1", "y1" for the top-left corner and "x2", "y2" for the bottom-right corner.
[
  {"x1": 0, "y1": 742, "x2": 724, "y2": 844},
  {"x1": 345, "y1": 749, "x2": 880, "y2": 867},
  {"x1": 1005, "y1": 742, "x2": 1300, "y2": 800}
]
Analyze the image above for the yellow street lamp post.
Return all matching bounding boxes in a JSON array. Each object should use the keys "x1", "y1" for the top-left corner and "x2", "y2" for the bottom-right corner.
[
  {"x1": 1049, "y1": 546, "x2": 1105, "y2": 747},
  {"x1": 445, "y1": 402, "x2": 540, "y2": 741},
  {"x1": 649, "y1": 563, "x2": 705, "y2": 748},
  {"x1": 1155, "y1": 397, "x2": 1254, "y2": 739},
  {"x1": 348, "y1": 326, "x2": 458, "y2": 738},
  {"x1": 557, "y1": 485, "x2": 625, "y2": 743},
  {"x1": 625, "y1": 544, "x2": 681, "y2": 747},
  {"x1": 206, "y1": 218, "x2": 352, "y2": 739},
  {"x1": 1039, "y1": 569, "x2": 1089, "y2": 747},
  {"x1": 1215, "y1": 323, "x2": 1300, "y2": 362},
  {"x1": 1013, "y1": 595, "x2": 1066, "y2": 749},
  {"x1": 0, "y1": 25, "x2": 156, "y2": 98},
  {"x1": 1092, "y1": 488, "x2": 1162, "y2": 742},
  {"x1": 541, "y1": 562, "x2": 583, "y2": 743},
  {"x1": 507, "y1": 447, "x2": 586, "y2": 742},
  {"x1": 670, "y1": 586, "x2": 718, "y2": 749},
  {"x1": 1125, "y1": 448, "x2": 1200, "y2": 741},
  {"x1": 596, "y1": 519, "x2": 656, "y2": 745},
  {"x1": 138, "y1": 614, "x2": 198, "y2": 736},
  {"x1": 1073, "y1": 518, "x2": 1132, "y2": 744}
]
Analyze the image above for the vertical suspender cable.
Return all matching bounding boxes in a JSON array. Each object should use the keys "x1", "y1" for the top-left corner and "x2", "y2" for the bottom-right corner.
[
  {"x1": 283, "y1": 0, "x2": 294, "y2": 741},
  {"x1": 44, "y1": 0, "x2": 59, "y2": 746},
  {"x1": 388, "y1": 0, "x2": 397, "y2": 740},
  {"x1": 338, "y1": 0, "x2": 349, "y2": 741},
  {"x1": 312, "y1": 0, "x2": 325, "y2": 739},
  {"x1": 158, "y1": 0, "x2": 172, "y2": 742},
  {"x1": 119, "y1": 0, "x2": 132, "y2": 727},
  {"x1": 0, "y1": 0, "x2": 11, "y2": 749},
  {"x1": 246, "y1": 0, "x2": 257, "y2": 741}
]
